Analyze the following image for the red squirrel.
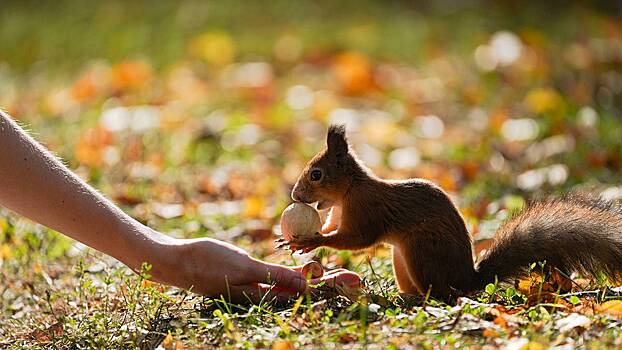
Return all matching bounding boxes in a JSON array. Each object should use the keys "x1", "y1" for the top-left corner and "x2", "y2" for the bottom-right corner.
[{"x1": 281, "y1": 124, "x2": 622, "y2": 301}]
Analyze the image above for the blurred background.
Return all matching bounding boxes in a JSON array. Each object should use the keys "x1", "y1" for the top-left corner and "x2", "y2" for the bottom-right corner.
[{"x1": 1, "y1": 0, "x2": 621, "y2": 259}]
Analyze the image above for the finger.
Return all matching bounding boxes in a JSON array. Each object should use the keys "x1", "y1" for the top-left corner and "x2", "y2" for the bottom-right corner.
[
  {"x1": 309, "y1": 270, "x2": 362, "y2": 288},
  {"x1": 323, "y1": 268, "x2": 348, "y2": 276},
  {"x1": 251, "y1": 261, "x2": 307, "y2": 294}
]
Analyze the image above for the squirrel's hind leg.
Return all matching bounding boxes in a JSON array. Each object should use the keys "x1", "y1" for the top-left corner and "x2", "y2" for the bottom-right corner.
[
  {"x1": 392, "y1": 246, "x2": 421, "y2": 294},
  {"x1": 397, "y1": 238, "x2": 462, "y2": 302}
]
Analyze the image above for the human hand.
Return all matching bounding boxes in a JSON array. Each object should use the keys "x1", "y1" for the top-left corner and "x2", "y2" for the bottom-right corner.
[
  {"x1": 152, "y1": 237, "x2": 307, "y2": 303},
  {"x1": 297, "y1": 264, "x2": 363, "y2": 299}
]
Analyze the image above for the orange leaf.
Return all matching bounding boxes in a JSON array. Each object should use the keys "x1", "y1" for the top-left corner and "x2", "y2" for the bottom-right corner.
[
  {"x1": 110, "y1": 60, "x2": 153, "y2": 91},
  {"x1": 483, "y1": 328, "x2": 499, "y2": 338},
  {"x1": 272, "y1": 340, "x2": 295, "y2": 350},
  {"x1": 332, "y1": 52, "x2": 373, "y2": 95}
]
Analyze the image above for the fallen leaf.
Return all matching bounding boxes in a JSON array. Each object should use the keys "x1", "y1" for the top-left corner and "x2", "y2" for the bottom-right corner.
[
  {"x1": 599, "y1": 300, "x2": 622, "y2": 317},
  {"x1": 188, "y1": 32, "x2": 236, "y2": 66},
  {"x1": 520, "y1": 341, "x2": 548, "y2": 350},
  {"x1": 272, "y1": 340, "x2": 295, "y2": 350},
  {"x1": 339, "y1": 333, "x2": 358, "y2": 343},
  {"x1": 483, "y1": 328, "x2": 499, "y2": 337},
  {"x1": 110, "y1": 60, "x2": 153, "y2": 91},
  {"x1": 161, "y1": 333, "x2": 174, "y2": 349},
  {"x1": 243, "y1": 196, "x2": 266, "y2": 219},
  {"x1": 524, "y1": 87, "x2": 562, "y2": 115},
  {"x1": 332, "y1": 51, "x2": 374, "y2": 95},
  {"x1": 28, "y1": 321, "x2": 64, "y2": 343}
]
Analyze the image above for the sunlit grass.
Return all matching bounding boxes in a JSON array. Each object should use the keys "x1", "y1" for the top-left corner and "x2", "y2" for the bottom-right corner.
[{"x1": 2, "y1": 1, "x2": 622, "y2": 348}]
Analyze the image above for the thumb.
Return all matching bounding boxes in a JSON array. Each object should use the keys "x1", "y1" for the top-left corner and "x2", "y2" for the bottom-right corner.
[{"x1": 252, "y1": 261, "x2": 307, "y2": 294}]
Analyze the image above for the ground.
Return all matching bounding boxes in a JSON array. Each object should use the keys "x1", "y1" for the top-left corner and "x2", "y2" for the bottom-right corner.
[{"x1": 1, "y1": 1, "x2": 622, "y2": 349}]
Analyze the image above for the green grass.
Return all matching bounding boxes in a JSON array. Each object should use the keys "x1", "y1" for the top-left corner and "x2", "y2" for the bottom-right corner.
[{"x1": 2, "y1": 1, "x2": 622, "y2": 348}]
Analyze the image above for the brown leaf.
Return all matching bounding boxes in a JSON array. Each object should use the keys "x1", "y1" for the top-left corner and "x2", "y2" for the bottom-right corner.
[
  {"x1": 339, "y1": 332, "x2": 358, "y2": 344},
  {"x1": 28, "y1": 321, "x2": 64, "y2": 343}
]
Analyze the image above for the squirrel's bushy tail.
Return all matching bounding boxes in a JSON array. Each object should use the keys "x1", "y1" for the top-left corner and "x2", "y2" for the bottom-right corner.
[{"x1": 471, "y1": 195, "x2": 622, "y2": 291}]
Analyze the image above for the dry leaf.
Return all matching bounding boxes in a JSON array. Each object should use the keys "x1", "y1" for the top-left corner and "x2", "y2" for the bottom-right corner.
[
  {"x1": 483, "y1": 328, "x2": 499, "y2": 338},
  {"x1": 188, "y1": 32, "x2": 236, "y2": 66},
  {"x1": 110, "y1": 60, "x2": 153, "y2": 91},
  {"x1": 28, "y1": 321, "x2": 64, "y2": 343},
  {"x1": 332, "y1": 52, "x2": 374, "y2": 95},
  {"x1": 599, "y1": 300, "x2": 622, "y2": 317},
  {"x1": 272, "y1": 340, "x2": 295, "y2": 350}
]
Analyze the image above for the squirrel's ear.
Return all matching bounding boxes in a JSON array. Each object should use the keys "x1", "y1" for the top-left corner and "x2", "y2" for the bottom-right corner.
[{"x1": 326, "y1": 124, "x2": 348, "y2": 154}]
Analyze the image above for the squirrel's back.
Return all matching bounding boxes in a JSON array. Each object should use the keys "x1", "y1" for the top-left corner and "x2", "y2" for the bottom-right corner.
[{"x1": 348, "y1": 177, "x2": 471, "y2": 242}]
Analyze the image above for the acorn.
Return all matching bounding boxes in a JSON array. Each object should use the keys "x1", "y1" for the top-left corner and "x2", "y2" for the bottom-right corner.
[{"x1": 279, "y1": 202, "x2": 322, "y2": 242}]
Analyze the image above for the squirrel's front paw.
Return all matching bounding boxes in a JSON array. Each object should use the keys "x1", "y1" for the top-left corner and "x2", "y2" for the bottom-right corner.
[{"x1": 274, "y1": 233, "x2": 323, "y2": 253}]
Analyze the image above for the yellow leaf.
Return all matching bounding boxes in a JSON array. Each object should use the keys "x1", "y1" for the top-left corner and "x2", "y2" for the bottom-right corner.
[
  {"x1": 188, "y1": 32, "x2": 236, "y2": 66},
  {"x1": 1, "y1": 244, "x2": 12, "y2": 260},
  {"x1": 599, "y1": 300, "x2": 622, "y2": 317},
  {"x1": 161, "y1": 333, "x2": 174, "y2": 349},
  {"x1": 524, "y1": 87, "x2": 562, "y2": 114},
  {"x1": 520, "y1": 342, "x2": 548, "y2": 350},
  {"x1": 244, "y1": 196, "x2": 266, "y2": 219},
  {"x1": 0, "y1": 217, "x2": 7, "y2": 234}
]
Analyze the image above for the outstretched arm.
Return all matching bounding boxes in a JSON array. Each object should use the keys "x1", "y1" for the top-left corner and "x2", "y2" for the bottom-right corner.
[{"x1": 0, "y1": 110, "x2": 306, "y2": 302}]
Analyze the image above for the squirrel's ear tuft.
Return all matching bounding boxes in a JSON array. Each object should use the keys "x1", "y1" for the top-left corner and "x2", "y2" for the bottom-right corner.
[{"x1": 327, "y1": 124, "x2": 348, "y2": 153}]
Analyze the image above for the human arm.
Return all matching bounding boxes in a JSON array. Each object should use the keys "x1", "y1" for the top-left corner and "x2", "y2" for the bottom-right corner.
[{"x1": 0, "y1": 110, "x2": 306, "y2": 302}]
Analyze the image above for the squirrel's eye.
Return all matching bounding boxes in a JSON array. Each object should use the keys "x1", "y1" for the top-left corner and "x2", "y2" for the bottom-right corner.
[{"x1": 310, "y1": 169, "x2": 322, "y2": 182}]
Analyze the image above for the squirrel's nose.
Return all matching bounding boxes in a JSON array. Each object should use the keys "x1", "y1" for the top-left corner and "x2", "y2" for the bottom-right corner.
[
  {"x1": 291, "y1": 182, "x2": 306, "y2": 202},
  {"x1": 291, "y1": 187, "x2": 301, "y2": 202},
  {"x1": 291, "y1": 192, "x2": 301, "y2": 202}
]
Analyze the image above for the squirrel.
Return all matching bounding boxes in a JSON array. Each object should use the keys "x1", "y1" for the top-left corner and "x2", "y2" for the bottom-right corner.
[{"x1": 282, "y1": 124, "x2": 622, "y2": 301}]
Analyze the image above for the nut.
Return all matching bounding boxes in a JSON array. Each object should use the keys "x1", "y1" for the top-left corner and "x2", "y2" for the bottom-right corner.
[{"x1": 280, "y1": 203, "x2": 322, "y2": 241}]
